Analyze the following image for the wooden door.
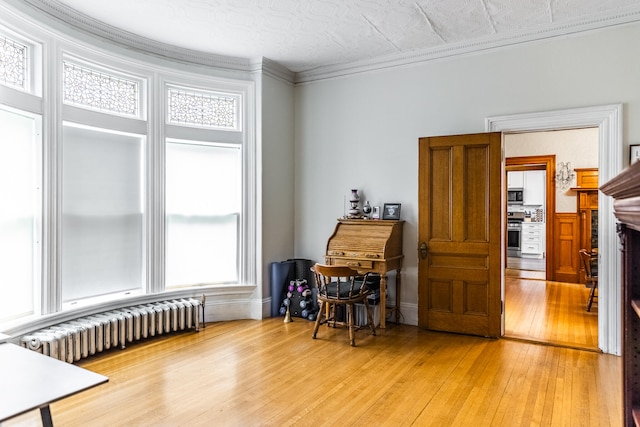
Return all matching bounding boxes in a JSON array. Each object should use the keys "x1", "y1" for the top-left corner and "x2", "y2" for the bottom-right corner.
[{"x1": 418, "y1": 133, "x2": 503, "y2": 337}]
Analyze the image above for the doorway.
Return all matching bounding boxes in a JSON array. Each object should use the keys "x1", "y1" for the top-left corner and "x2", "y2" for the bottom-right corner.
[
  {"x1": 504, "y1": 151, "x2": 599, "y2": 350},
  {"x1": 489, "y1": 105, "x2": 621, "y2": 354},
  {"x1": 504, "y1": 155, "x2": 556, "y2": 282}
]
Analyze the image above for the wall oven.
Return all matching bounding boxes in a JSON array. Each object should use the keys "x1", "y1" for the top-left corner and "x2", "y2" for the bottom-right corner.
[{"x1": 507, "y1": 211, "x2": 524, "y2": 257}]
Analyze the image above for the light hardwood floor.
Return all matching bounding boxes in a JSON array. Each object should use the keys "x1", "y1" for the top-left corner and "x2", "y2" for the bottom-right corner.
[
  {"x1": 6, "y1": 317, "x2": 619, "y2": 426},
  {"x1": 505, "y1": 270, "x2": 598, "y2": 350},
  {"x1": 507, "y1": 256, "x2": 546, "y2": 272}
]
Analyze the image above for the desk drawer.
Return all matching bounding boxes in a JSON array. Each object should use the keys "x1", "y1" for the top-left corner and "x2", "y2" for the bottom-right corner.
[{"x1": 333, "y1": 259, "x2": 374, "y2": 269}]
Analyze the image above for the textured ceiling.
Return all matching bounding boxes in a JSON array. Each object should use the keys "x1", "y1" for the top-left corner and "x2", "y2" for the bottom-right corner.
[{"x1": 45, "y1": 0, "x2": 640, "y2": 73}]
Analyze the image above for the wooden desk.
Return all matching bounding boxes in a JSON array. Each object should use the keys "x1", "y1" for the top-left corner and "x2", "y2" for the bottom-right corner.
[
  {"x1": 0, "y1": 342, "x2": 108, "y2": 426},
  {"x1": 325, "y1": 219, "x2": 404, "y2": 328}
]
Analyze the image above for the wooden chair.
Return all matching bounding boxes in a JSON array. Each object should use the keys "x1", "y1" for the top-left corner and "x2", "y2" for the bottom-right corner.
[
  {"x1": 579, "y1": 249, "x2": 598, "y2": 311},
  {"x1": 311, "y1": 264, "x2": 377, "y2": 347}
]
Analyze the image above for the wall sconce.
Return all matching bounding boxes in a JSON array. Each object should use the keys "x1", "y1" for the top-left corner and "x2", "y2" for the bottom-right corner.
[{"x1": 556, "y1": 162, "x2": 575, "y2": 190}]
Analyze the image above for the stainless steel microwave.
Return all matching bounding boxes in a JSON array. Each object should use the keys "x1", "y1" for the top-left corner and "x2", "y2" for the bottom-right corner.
[{"x1": 507, "y1": 189, "x2": 524, "y2": 204}]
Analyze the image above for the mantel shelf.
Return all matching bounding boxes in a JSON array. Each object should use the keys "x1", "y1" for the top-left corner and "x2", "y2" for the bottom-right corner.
[{"x1": 570, "y1": 186, "x2": 598, "y2": 191}]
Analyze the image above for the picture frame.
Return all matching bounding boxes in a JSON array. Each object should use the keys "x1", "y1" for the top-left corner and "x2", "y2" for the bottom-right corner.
[
  {"x1": 382, "y1": 203, "x2": 401, "y2": 220},
  {"x1": 631, "y1": 145, "x2": 640, "y2": 165}
]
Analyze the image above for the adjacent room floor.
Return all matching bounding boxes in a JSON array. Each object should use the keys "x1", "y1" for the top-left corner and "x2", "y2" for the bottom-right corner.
[{"x1": 505, "y1": 256, "x2": 598, "y2": 350}]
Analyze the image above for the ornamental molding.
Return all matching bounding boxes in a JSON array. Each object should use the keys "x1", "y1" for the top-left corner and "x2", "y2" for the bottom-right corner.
[
  {"x1": 10, "y1": 0, "x2": 640, "y2": 85},
  {"x1": 18, "y1": 0, "x2": 253, "y2": 71},
  {"x1": 294, "y1": 6, "x2": 640, "y2": 84}
]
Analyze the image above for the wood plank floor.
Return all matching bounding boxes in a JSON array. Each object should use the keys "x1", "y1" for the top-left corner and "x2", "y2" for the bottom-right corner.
[
  {"x1": 6, "y1": 318, "x2": 620, "y2": 426},
  {"x1": 505, "y1": 274, "x2": 598, "y2": 350},
  {"x1": 507, "y1": 256, "x2": 546, "y2": 272}
]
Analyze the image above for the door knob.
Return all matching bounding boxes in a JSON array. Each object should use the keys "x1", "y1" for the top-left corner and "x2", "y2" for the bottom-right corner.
[{"x1": 419, "y1": 242, "x2": 428, "y2": 259}]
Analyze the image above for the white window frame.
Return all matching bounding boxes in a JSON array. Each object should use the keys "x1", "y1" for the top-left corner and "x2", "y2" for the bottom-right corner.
[
  {"x1": 0, "y1": 7, "x2": 257, "y2": 333},
  {"x1": 0, "y1": 27, "x2": 42, "y2": 96},
  {"x1": 166, "y1": 84, "x2": 242, "y2": 131},
  {"x1": 160, "y1": 73, "x2": 255, "y2": 290},
  {"x1": 62, "y1": 55, "x2": 146, "y2": 120}
]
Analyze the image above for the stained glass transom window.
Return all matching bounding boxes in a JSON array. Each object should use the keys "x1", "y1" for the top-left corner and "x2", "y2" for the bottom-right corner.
[
  {"x1": 168, "y1": 88, "x2": 238, "y2": 129},
  {"x1": 63, "y1": 61, "x2": 139, "y2": 116},
  {"x1": 0, "y1": 35, "x2": 27, "y2": 89}
]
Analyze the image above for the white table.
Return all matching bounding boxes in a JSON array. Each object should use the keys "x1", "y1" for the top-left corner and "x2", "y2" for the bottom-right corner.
[{"x1": 0, "y1": 342, "x2": 108, "y2": 426}]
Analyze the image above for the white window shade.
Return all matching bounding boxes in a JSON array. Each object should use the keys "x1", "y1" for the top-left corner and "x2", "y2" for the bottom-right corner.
[
  {"x1": 0, "y1": 107, "x2": 39, "y2": 322},
  {"x1": 61, "y1": 124, "x2": 145, "y2": 303},
  {"x1": 165, "y1": 141, "x2": 241, "y2": 287}
]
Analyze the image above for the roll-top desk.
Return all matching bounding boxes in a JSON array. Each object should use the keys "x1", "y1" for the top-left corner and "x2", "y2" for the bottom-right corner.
[{"x1": 324, "y1": 219, "x2": 404, "y2": 328}]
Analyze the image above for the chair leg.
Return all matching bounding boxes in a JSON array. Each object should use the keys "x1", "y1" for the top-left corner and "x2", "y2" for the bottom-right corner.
[
  {"x1": 347, "y1": 304, "x2": 355, "y2": 347},
  {"x1": 328, "y1": 302, "x2": 336, "y2": 328},
  {"x1": 313, "y1": 301, "x2": 325, "y2": 339},
  {"x1": 587, "y1": 284, "x2": 597, "y2": 312},
  {"x1": 364, "y1": 300, "x2": 377, "y2": 336}
]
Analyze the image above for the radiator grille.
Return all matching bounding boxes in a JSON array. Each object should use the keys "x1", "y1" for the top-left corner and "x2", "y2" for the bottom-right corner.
[{"x1": 20, "y1": 298, "x2": 202, "y2": 363}]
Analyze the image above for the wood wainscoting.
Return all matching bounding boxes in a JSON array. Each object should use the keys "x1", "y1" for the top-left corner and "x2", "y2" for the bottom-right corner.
[{"x1": 553, "y1": 212, "x2": 580, "y2": 283}]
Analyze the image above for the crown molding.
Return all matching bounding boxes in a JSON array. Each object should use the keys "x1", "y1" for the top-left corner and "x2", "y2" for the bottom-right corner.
[
  {"x1": 10, "y1": 0, "x2": 640, "y2": 85},
  {"x1": 295, "y1": 5, "x2": 640, "y2": 84},
  {"x1": 17, "y1": 0, "x2": 297, "y2": 83},
  {"x1": 251, "y1": 57, "x2": 296, "y2": 85},
  {"x1": 18, "y1": 0, "x2": 254, "y2": 72}
]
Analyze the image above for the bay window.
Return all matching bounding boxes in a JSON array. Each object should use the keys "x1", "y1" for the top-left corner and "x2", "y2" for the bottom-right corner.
[{"x1": 0, "y1": 14, "x2": 253, "y2": 330}]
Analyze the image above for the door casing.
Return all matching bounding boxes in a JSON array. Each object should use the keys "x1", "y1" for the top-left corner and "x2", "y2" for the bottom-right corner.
[{"x1": 505, "y1": 155, "x2": 556, "y2": 280}]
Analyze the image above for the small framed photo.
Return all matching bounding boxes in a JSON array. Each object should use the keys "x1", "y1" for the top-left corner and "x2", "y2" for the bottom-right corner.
[
  {"x1": 371, "y1": 206, "x2": 381, "y2": 219},
  {"x1": 631, "y1": 145, "x2": 640, "y2": 165},
  {"x1": 382, "y1": 203, "x2": 401, "y2": 220}
]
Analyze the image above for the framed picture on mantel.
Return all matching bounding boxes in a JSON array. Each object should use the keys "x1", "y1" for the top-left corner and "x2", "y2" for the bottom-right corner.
[{"x1": 382, "y1": 203, "x2": 401, "y2": 220}]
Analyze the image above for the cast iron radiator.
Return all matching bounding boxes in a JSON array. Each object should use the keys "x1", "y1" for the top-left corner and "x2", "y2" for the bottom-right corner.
[{"x1": 19, "y1": 298, "x2": 202, "y2": 363}]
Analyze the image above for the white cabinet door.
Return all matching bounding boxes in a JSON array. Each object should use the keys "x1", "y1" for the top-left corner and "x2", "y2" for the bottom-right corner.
[
  {"x1": 524, "y1": 170, "x2": 545, "y2": 205},
  {"x1": 508, "y1": 171, "x2": 524, "y2": 188}
]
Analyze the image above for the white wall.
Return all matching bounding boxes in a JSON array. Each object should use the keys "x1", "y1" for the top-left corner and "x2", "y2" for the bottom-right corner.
[
  {"x1": 260, "y1": 74, "x2": 296, "y2": 314},
  {"x1": 505, "y1": 128, "x2": 599, "y2": 213},
  {"x1": 294, "y1": 22, "x2": 640, "y2": 325}
]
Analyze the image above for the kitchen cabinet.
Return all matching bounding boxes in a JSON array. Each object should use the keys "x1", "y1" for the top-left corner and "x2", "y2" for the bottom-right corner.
[
  {"x1": 523, "y1": 170, "x2": 545, "y2": 206},
  {"x1": 507, "y1": 170, "x2": 545, "y2": 205},
  {"x1": 507, "y1": 171, "x2": 524, "y2": 188},
  {"x1": 521, "y1": 222, "x2": 545, "y2": 258}
]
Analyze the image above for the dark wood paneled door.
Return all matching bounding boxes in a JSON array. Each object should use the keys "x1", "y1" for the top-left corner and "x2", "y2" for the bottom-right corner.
[{"x1": 418, "y1": 133, "x2": 503, "y2": 337}]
